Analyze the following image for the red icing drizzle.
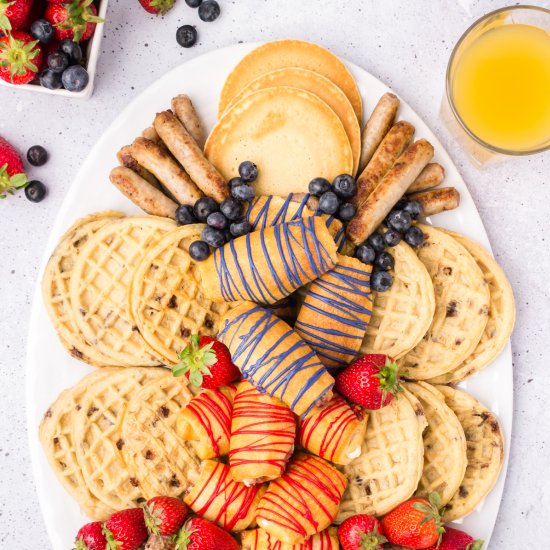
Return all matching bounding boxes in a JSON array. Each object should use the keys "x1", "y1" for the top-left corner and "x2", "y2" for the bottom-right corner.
[
  {"x1": 298, "y1": 394, "x2": 364, "y2": 461},
  {"x1": 189, "y1": 461, "x2": 262, "y2": 531},
  {"x1": 185, "y1": 388, "x2": 233, "y2": 456},
  {"x1": 229, "y1": 384, "x2": 296, "y2": 476},
  {"x1": 251, "y1": 527, "x2": 335, "y2": 549},
  {"x1": 255, "y1": 454, "x2": 346, "y2": 540}
]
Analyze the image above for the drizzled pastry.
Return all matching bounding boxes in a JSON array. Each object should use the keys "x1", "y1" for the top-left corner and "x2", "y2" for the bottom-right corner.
[
  {"x1": 298, "y1": 393, "x2": 367, "y2": 465},
  {"x1": 177, "y1": 385, "x2": 236, "y2": 459},
  {"x1": 229, "y1": 380, "x2": 296, "y2": 485},
  {"x1": 184, "y1": 460, "x2": 266, "y2": 532},
  {"x1": 241, "y1": 527, "x2": 339, "y2": 549},
  {"x1": 295, "y1": 255, "x2": 373, "y2": 370},
  {"x1": 255, "y1": 453, "x2": 347, "y2": 544},
  {"x1": 198, "y1": 217, "x2": 338, "y2": 305},
  {"x1": 217, "y1": 302, "x2": 334, "y2": 417}
]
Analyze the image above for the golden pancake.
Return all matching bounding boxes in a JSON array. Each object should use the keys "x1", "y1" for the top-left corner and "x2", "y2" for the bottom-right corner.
[
  {"x1": 206, "y1": 87, "x2": 353, "y2": 198},
  {"x1": 223, "y1": 68, "x2": 361, "y2": 175},
  {"x1": 219, "y1": 40, "x2": 362, "y2": 123}
]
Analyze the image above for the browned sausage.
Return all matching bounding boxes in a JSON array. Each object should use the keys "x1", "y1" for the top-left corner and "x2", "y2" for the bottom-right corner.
[
  {"x1": 408, "y1": 187, "x2": 460, "y2": 216},
  {"x1": 117, "y1": 145, "x2": 163, "y2": 190},
  {"x1": 172, "y1": 95, "x2": 206, "y2": 149},
  {"x1": 408, "y1": 162, "x2": 445, "y2": 193}
]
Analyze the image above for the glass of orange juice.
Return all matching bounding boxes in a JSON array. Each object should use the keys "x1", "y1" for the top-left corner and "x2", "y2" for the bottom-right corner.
[{"x1": 441, "y1": 5, "x2": 550, "y2": 166}]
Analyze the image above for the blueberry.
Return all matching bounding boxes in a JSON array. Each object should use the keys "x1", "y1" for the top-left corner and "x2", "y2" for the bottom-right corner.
[
  {"x1": 175, "y1": 204, "x2": 197, "y2": 225},
  {"x1": 374, "y1": 251, "x2": 395, "y2": 271},
  {"x1": 338, "y1": 202, "x2": 356, "y2": 222},
  {"x1": 318, "y1": 191, "x2": 339, "y2": 215},
  {"x1": 308, "y1": 177, "x2": 331, "y2": 197},
  {"x1": 404, "y1": 200, "x2": 423, "y2": 220},
  {"x1": 193, "y1": 197, "x2": 218, "y2": 221},
  {"x1": 394, "y1": 197, "x2": 410, "y2": 211},
  {"x1": 366, "y1": 232, "x2": 385, "y2": 253},
  {"x1": 230, "y1": 220, "x2": 252, "y2": 238},
  {"x1": 387, "y1": 210, "x2": 412, "y2": 233},
  {"x1": 207, "y1": 211, "x2": 228, "y2": 230},
  {"x1": 189, "y1": 240, "x2": 210, "y2": 261},
  {"x1": 238, "y1": 161, "x2": 258, "y2": 183},
  {"x1": 24, "y1": 180, "x2": 47, "y2": 203},
  {"x1": 371, "y1": 270, "x2": 393, "y2": 292},
  {"x1": 30, "y1": 19, "x2": 54, "y2": 44},
  {"x1": 27, "y1": 145, "x2": 48, "y2": 167},
  {"x1": 198, "y1": 0, "x2": 220, "y2": 22},
  {"x1": 220, "y1": 197, "x2": 243, "y2": 221},
  {"x1": 61, "y1": 65, "x2": 89, "y2": 92},
  {"x1": 228, "y1": 177, "x2": 243, "y2": 190},
  {"x1": 185, "y1": 0, "x2": 202, "y2": 6},
  {"x1": 39, "y1": 69, "x2": 62, "y2": 90},
  {"x1": 176, "y1": 25, "x2": 197, "y2": 48},
  {"x1": 383, "y1": 229, "x2": 401, "y2": 247},
  {"x1": 58, "y1": 39, "x2": 83, "y2": 65},
  {"x1": 48, "y1": 52, "x2": 69, "y2": 73},
  {"x1": 202, "y1": 226, "x2": 226, "y2": 248},
  {"x1": 231, "y1": 183, "x2": 255, "y2": 202},
  {"x1": 355, "y1": 244, "x2": 376, "y2": 264},
  {"x1": 404, "y1": 226, "x2": 425, "y2": 247},
  {"x1": 332, "y1": 174, "x2": 357, "y2": 199}
]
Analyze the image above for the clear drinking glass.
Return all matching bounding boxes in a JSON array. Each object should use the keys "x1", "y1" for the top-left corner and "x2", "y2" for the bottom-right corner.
[{"x1": 441, "y1": 5, "x2": 550, "y2": 166}]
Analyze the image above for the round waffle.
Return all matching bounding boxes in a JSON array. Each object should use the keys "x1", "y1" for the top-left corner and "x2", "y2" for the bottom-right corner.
[
  {"x1": 360, "y1": 241, "x2": 435, "y2": 359},
  {"x1": 39, "y1": 368, "x2": 116, "y2": 520},
  {"x1": 405, "y1": 382, "x2": 467, "y2": 506},
  {"x1": 121, "y1": 373, "x2": 201, "y2": 499},
  {"x1": 428, "y1": 231, "x2": 515, "y2": 384},
  {"x1": 72, "y1": 367, "x2": 168, "y2": 510},
  {"x1": 400, "y1": 225, "x2": 490, "y2": 380},
  {"x1": 336, "y1": 388, "x2": 427, "y2": 521},
  {"x1": 129, "y1": 224, "x2": 235, "y2": 365},
  {"x1": 42, "y1": 211, "x2": 125, "y2": 367},
  {"x1": 69, "y1": 216, "x2": 176, "y2": 367},
  {"x1": 435, "y1": 385, "x2": 504, "y2": 521}
]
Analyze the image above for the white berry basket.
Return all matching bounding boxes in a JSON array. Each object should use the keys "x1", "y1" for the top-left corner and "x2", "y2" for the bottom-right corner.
[{"x1": 0, "y1": 0, "x2": 108, "y2": 99}]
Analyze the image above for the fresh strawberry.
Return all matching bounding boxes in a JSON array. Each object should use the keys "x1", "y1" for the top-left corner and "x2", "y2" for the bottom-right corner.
[
  {"x1": 44, "y1": 0, "x2": 104, "y2": 43},
  {"x1": 425, "y1": 527, "x2": 484, "y2": 550},
  {"x1": 0, "y1": 30, "x2": 42, "y2": 85},
  {"x1": 144, "y1": 496, "x2": 190, "y2": 537},
  {"x1": 335, "y1": 353, "x2": 402, "y2": 410},
  {"x1": 0, "y1": 135, "x2": 27, "y2": 198},
  {"x1": 103, "y1": 508, "x2": 148, "y2": 550},
  {"x1": 381, "y1": 493, "x2": 445, "y2": 549},
  {"x1": 174, "y1": 518, "x2": 239, "y2": 550},
  {"x1": 0, "y1": 0, "x2": 33, "y2": 31},
  {"x1": 74, "y1": 521, "x2": 108, "y2": 550},
  {"x1": 173, "y1": 335, "x2": 240, "y2": 389},
  {"x1": 338, "y1": 514, "x2": 387, "y2": 550},
  {"x1": 138, "y1": 0, "x2": 175, "y2": 15}
]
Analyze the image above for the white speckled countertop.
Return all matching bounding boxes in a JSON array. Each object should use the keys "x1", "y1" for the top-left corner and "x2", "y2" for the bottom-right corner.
[{"x1": 0, "y1": 1, "x2": 548, "y2": 548}]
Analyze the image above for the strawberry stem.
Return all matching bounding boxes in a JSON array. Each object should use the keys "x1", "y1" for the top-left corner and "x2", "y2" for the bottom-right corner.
[
  {"x1": 172, "y1": 335, "x2": 216, "y2": 388},
  {"x1": 412, "y1": 492, "x2": 445, "y2": 546},
  {"x1": 374, "y1": 357, "x2": 402, "y2": 403},
  {"x1": 0, "y1": 32, "x2": 40, "y2": 82},
  {"x1": 0, "y1": 164, "x2": 27, "y2": 198},
  {"x1": 360, "y1": 528, "x2": 387, "y2": 549}
]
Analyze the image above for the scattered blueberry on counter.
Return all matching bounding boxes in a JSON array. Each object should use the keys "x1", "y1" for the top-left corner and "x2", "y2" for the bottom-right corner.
[
  {"x1": 176, "y1": 25, "x2": 198, "y2": 48},
  {"x1": 185, "y1": 0, "x2": 202, "y2": 6},
  {"x1": 198, "y1": 0, "x2": 221, "y2": 22},
  {"x1": 27, "y1": 146, "x2": 48, "y2": 167},
  {"x1": 25, "y1": 180, "x2": 47, "y2": 203}
]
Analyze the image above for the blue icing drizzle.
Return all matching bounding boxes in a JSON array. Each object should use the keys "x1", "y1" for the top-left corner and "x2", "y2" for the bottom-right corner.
[
  {"x1": 217, "y1": 305, "x2": 333, "y2": 417},
  {"x1": 294, "y1": 262, "x2": 373, "y2": 367}
]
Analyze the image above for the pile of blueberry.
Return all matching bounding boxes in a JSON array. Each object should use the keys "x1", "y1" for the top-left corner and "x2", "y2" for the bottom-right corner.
[
  {"x1": 176, "y1": 160, "x2": 257, "y2": 261},
  {"x1": 177, "y1": 0, "x2": 221, "y2": 49},
  {"x1": 25, "y1": 145, "x2": 49, "y2": 203},
  {"x1": 355, "y1": 197, "x2": 426, "y2": 292},
  {"x1": 308, "y1": 174, "x2": 358, "y2": 222}
]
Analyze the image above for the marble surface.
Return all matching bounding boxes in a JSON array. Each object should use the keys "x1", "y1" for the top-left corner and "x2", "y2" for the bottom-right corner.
[{"x1": 0, "y1": 0, "x2": 548, "y2": 548}]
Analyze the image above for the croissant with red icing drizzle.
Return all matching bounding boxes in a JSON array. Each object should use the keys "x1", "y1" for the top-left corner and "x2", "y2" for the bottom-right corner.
[
  {"x1": 229, "y1": 380, "x2": 296, "y2": 485},
  {"x1": 254, "y1": 453, "x2": 347, "y2": 544},
  {"x1": 241, "y1": 526, "x2": 339, "y2": 549},
  {"x1": 177, "y1": 385, "x2": 236, "y2": 460},
  {"x1": 184, "y1": 459, "x2": 266, "y2": 532}
]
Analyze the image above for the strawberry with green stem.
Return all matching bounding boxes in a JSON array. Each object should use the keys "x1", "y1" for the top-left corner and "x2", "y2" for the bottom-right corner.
[
  {"x1": 0, "y1": 135, "x2": 27, "y2": 198},
  {"x1": 0, "y1": 31, "x2": 42, "y2": 85},
  {"x1": 144, "y1": 496, "x2": 190, "y2": 537},
  {"x1": 173, "y1": 335, "x2": 240, "y2": 389},
  {"x1": 45, "y1": 0, "x2": 104, "y2": 43},
  {"x1": 74, "y1": 521, "x2": 108, "y2": 550},
  {"x1": 425, "y1": 527, "x2": 484, "y2": 550},
  {"x1": 138, "y1": 0, "x2": 176, "y2": 15},
  {"x1": 174, "y1": 518, "x2": 239, "y2": 550},
  {"x1": 103, "y1": 508, "x2": 148, "y2": 550},
  {"x1": 338, "y1": 514, "x2": 387, "y2": 550}
]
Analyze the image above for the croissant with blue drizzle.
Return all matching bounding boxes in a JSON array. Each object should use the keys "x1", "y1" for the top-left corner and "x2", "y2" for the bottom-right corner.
[
  {"x1": 217, "y1": 302, "x2": 334, "y2": 417},
  {"x1": 198, "y1": 217, "x2": 338, "y2": 305}
]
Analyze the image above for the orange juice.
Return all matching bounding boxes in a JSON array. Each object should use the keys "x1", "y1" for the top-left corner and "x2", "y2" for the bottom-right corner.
[{"x1": 451, "y1": 23, "x2": 550, "y2": 152}]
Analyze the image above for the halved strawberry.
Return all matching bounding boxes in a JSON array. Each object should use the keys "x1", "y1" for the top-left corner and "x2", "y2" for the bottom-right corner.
[{"x1": 0, "y1": 30, "x2": 42, "y2": 85}]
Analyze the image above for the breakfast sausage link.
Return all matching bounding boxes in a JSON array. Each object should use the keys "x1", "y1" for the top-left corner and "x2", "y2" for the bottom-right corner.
[
  {"x1": 347, "y1": 138, "x2": 434, "y2": 244},
  {"x1": 154, "y1": 110, "x2": 229, "y2": 203},
  {"x1": 172, "y1": 94, "x2": 206, "y2": 149},
  {"x1": 358, "y1": 92, "x2": 400, "y2": 172},
  {"x1": 408, "y1": 186, "x2": 460, "y2": 216},
  {"x1": 130, "y1": 136, "x2": 203, "y2": 205},
  {"x1": 408, "y1": 162, "x2": 445, "y2": 193},
  {"x1": 117, "y1": 145, "x2": 163, "y2": 190},
  {"x1": 110, "y1": 166, "x2": 178, "y2": 219}
]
